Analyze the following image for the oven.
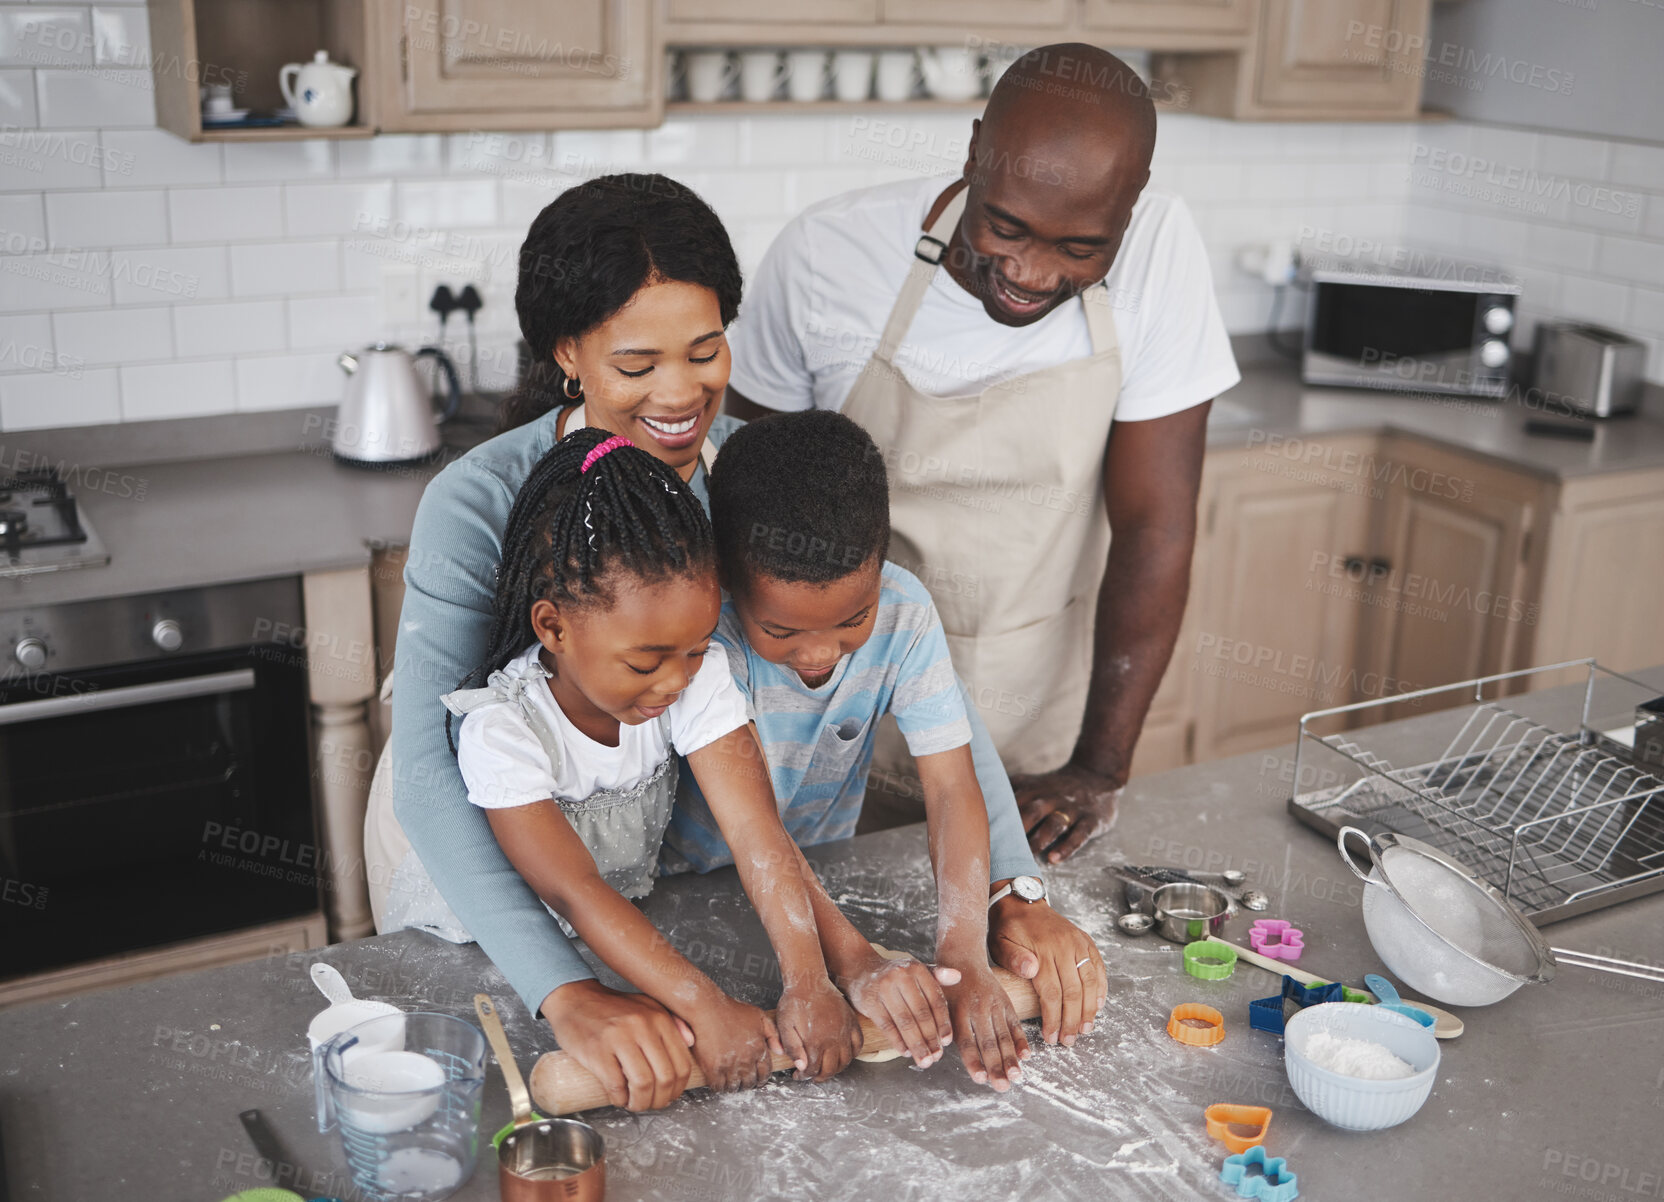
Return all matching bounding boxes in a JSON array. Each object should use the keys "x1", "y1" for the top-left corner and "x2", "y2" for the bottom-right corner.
[{"x1": 0, "y1": 576, "x2": 318, "y2": 983}]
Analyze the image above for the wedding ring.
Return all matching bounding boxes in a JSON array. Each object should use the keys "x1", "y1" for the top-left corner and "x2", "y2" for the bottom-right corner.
[
  {"x1": 1075, "y1": 956, "x2": 1091, "y2": 969},
  {"x1": 1054, "y1": 811, "x2": 1075, "y2": 827}
]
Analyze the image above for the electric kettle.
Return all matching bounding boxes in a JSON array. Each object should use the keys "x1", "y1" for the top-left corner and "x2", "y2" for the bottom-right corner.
[{"x1": 334, "y1": 344, "x2": 461, "y2": 466}]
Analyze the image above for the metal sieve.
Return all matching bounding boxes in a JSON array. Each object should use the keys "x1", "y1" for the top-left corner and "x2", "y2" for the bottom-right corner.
[{"x1": 1338, "y1": 827, "x2": 1556, "y2": 1006}]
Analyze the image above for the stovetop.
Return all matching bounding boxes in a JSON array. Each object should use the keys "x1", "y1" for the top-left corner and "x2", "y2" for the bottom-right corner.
[{"x1": 0, "y1": 469, "x2": 110, "y2": 578}]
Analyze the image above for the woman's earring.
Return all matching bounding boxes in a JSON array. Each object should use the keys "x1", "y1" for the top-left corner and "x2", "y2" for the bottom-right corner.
[{"x1": 562, "y1": 374, "x2": 583, "y2": 400}]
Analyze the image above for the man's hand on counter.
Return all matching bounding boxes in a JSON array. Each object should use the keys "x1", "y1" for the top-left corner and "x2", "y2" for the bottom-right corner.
[
  {"x1": 987, "y1": 886, "x2": 1108, "y2": 1046},
  {"x1": 1012, "y1": 762, "x2": 1123, "y2": 863}
]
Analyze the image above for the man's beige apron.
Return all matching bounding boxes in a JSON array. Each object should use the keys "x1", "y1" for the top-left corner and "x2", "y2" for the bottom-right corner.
[
  {"x1": 841, "y1": 187, "x2": 1124, "y2": 794},
  {"x1": 363, "y1": 404, "x2": 717, "y2": 932}
]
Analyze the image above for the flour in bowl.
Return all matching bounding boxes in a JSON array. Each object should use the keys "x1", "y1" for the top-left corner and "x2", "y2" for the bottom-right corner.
[{"x1": 1302, "y1": 1030, "x2": 1416, "y2": 1080}]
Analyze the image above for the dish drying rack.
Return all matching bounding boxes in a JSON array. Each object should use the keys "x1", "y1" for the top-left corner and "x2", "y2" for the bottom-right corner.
[{"x1": 1288, "y1": 659, "x2": 1664, "y2": 924}]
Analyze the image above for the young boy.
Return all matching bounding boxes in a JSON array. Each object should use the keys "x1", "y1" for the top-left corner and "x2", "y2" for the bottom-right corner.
[{"x1": 666, "y1": 410, "x2": 1106, "y2": 1089}]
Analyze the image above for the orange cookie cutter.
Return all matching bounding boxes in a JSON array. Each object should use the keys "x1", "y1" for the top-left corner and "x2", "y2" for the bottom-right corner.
[
  {"x1": 1167, "y1": 1003, "x2": 1225, "y2": 1047},
  {"x1": 1205, "y1": 1103, "x2": 1273, "y2": 1154}
]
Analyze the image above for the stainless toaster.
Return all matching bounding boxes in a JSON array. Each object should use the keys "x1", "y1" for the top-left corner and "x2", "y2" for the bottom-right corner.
[{"x1": 1531, "y1": 321, "x2": 1645, "y2": 417}]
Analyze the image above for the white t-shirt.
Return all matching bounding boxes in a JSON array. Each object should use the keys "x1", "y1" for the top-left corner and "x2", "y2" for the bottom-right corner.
[
  {"x1": 728, "y1": 175, "x2": 1240, "y2": 419},
  {"x1": 455, "y1": 643, "x2": 750, "y2": 810}
]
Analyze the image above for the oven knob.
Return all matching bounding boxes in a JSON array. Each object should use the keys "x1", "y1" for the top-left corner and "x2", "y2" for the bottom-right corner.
[
  {"x1": 1479, "y1": 339, "x2": 1510, "y2": 368},
  {"x1": 1482, "y1": 306, "x2": 1514, "y2": 335},
  {"x1": 151, "y1": 619, "x2": 184, "y2": 652},
  {"x1": 13, "y1": 637, "x2": 46, "y2": 670}
]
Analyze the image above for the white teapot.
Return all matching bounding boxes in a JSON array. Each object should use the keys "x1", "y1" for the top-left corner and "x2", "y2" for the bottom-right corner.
[{"x1": 279, "y1": 51, "x2": 357, "y2": 127}]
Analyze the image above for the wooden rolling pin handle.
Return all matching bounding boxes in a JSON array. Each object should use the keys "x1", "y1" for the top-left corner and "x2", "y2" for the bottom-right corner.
[{"x1": 529, "y1": 964, "x2": 1041, "y2": 1115}]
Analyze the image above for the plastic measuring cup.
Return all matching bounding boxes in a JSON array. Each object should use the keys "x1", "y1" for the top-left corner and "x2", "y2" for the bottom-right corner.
[{"x1": 322, "y1": 1011, "x2": 487, "y2": 1202}]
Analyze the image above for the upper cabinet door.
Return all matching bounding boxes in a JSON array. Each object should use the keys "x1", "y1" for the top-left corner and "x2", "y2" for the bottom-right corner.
[
  {"x1": 1082, "y1": 0, "x2": 1251, "y2": 38},
  {"x1": 1253, "y1": 0, "x2": 1430, "y2": 114},
  {"x1": 880, "y1": 0, "x2": 1069, "y2": 28},
  {"x1": 668, "y1": 0, "x2": 877, "y2": 22},
  {"x1": 394, "y1": 0, "x2": 655, "y2": 120}
]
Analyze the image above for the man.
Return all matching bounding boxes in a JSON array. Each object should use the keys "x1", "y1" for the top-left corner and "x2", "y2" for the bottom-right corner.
[{"x1": 725, "y1": 44, "x2": 1238, "y2": 863}]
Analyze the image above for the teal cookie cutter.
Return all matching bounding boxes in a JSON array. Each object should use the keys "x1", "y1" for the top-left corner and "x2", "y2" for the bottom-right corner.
[{"x1": 1220, "y1": 1145, "x2": 1299, "y2": 1202}]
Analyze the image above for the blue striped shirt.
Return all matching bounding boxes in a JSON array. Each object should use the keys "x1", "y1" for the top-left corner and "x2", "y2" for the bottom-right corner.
[{"x1": 666, "y1": 562, "x2": 974, "y2": 870}]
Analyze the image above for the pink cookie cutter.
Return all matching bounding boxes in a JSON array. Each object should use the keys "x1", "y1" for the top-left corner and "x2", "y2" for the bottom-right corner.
[{"x1": 1248, "y1": 919, "x2": 1304, "y2": 961}]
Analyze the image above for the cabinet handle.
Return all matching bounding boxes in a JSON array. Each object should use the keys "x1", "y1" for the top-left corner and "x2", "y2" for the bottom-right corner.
[{"x1": 1340, "y1": 556, "x2": 1392, "y2": 579}]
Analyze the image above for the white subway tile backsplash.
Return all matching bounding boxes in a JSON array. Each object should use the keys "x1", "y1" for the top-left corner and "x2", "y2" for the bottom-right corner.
[
  {"x1": 223, "y1": 139, "x2": 333, "y2": 184},
  {"x1": 168, "y1": 185, "x2": 281, "y2": 243},
  {"x1": 52, "y1": 302, "x2": 169, "y2": 363},
  {"x1": 119, "y1": 357, "x2": 233, "y2": 420},
  {"x1": 1536, "y1": 133, "x2": 1609, "y2": 181},
  {"x1": 0, "y1": 66, "x2": 35, "y2": 124},
  {"x1": 1609, "y1": 142, "x2": 1664, "y2": 192},
  {"x1": 173, "y1": 297, "x2": 284, "y2": 357},
  {"x1": 0, "y1": 312, "x2": 54, "y2": 370},
  {"x1": 0, "y1": 249, "x2": 112, "y2": 308},
  {"x1": 286, "y1": 292, "x2": 379, "y2": 350},
  {"x1": 340, "y1": 133, "x2": 444, "y2": 178},
  {"x1": 0, "y1": 192, "x2": 46, "y2": 246},
  {"x1": 1596, "y1": 234, "x2": 1664, "y2": 289},
  {"x1": 500, "y1": 177, "x2": 564, "y2": 227},
  {"x1": 110, "y1": 244, "x2": 227, "y2": 304},
  {"x1": 101, "y1": 129, "x2": 220, "y2": 186},
  {"x1": 45, "y1": 187, "x2": 167, "y2": 247},
  {"x1": 0, "y1": 7, "x2": 90, "y2": 67},
  {"x1": 284, "y1": 181, "x2": 392, "y2": 239},
  {"x1": 396, "y1": 179, "x2": 498, "y2": 228},
  {"x1": 0, "y1": 126, "x2": 104, "y2": 189},
  {"x1": 233, "y1": 349, "x2": 341, "y2": 412},
  {"x1": 448, "y1": 130, "x2": 549, "y2": 176},
  {"x1": 35, "y1": 68, "x2": 154, "y2": 127},
  {"x1": 90, "y1": 5, "x2": 148, "y2": 67},
  {"x1": 230, "y1": 239, "x2": 339, "y2": 297},
  {"x1": 646, "y1": 118, "x2": 741, "y2": 167},
  {"x1": 1629, "y1": 287, "x2": 1664, "y2": 337},
  {"x1": 1524, "y1": 222, "x2": 1597, "y2": 272},
  {"x1": 1558, "y1": 274, "x2": 1632, "y2": 331},
  {"x1": 0, "y1": 364, "x2": 117, "y2": 429}
]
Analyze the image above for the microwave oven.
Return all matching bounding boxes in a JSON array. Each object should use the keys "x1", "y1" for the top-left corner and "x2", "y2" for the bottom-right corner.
[{"x1": 1302, "y1": 261, "x2": 1521, "y2": 398}]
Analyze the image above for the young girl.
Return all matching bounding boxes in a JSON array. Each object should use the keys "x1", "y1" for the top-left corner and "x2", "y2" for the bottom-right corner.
[{"x1": 442, "y1": 423, "x2": 933, "y2": 1104}]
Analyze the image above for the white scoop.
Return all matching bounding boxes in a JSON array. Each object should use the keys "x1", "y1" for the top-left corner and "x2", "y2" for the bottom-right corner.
[{"x1": 308, "y1": 962, "x2": 403, "y2": 1130}]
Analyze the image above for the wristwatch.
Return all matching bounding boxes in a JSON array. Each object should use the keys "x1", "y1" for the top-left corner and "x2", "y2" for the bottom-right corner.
[{"x1": 988, "y1": 875, "x2": 1047, "y2": 908}]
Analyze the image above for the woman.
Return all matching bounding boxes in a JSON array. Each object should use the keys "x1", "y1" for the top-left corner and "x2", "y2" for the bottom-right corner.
[{"x1": 364, "y1": 174, "x2": 749, "y2": 1111}]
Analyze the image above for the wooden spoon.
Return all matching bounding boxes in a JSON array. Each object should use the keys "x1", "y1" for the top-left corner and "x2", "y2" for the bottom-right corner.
[{"x1": 1205, "y1": 935, "x2": 1465, "y2": 1039}]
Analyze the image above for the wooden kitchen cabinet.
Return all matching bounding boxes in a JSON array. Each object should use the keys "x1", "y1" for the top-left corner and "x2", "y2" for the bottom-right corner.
[
  {"x1": 1529, "y1": 469, "x2": 1664, "y2": 681},
  {"x1": 1350, "y1": 438, "x2": 1546, "y2": 723},
  {"x1": 1188, "y1": 436, "x2": 1375, "y2": 762},
  {"x1": 1154, "y1": 0, "x2": 1432, "y2": 120},
  {"x1": 1082, "y1": 0, "x2": 1252, "y2": 41},
  {"x1": 371, "y1": 0, "x2": 662, "y2": 131}
]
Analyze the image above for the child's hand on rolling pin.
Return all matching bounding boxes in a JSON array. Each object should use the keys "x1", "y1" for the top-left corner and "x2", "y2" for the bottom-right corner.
[
  {"x1": 842, "y1": 950, "x2": 956, "y2": 1068},
  {"x1": 542, "y1": 980, "x2": 696, "y2": 1112},
  {"x1": 942, "y1": 966, "x2": 1031, "y2": 1091},
  {"x1": 774, "y1": 976, "x2": 864, "y2": 1082},
  {"x1": 680, "y1": 991, "x2": 784, "y2": 1093}
]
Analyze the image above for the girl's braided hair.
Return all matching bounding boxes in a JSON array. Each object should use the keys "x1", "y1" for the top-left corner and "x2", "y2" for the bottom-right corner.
[
  {"x1": 501, "y1": 173, "x2": 743, "y2": 433},
  {"x1": 448, "y1": 425, "x2": 715, "y2": 752}
]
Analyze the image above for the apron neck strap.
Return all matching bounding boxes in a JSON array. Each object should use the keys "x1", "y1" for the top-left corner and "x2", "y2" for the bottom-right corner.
[
  {"x1": 565, "y1": 402, "x2": 718, "y2": 474},
  {"x1": 875, "y1": 186, "x2": 969, "y2": 361}
]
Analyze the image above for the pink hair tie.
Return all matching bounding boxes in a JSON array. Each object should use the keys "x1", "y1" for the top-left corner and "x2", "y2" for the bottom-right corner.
[{"x1": 580, "y1": 435, "x2": 634, "y2": 474}]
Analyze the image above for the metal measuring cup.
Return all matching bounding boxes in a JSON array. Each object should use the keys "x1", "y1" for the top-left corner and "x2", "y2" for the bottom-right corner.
[{"x1": 475, "y1": 994, "x2": 606, "y2": 1200}]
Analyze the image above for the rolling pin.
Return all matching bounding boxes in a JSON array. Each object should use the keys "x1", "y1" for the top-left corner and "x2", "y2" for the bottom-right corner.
[{"x1": 527, "y1": 953, "x2": 1041, "y2": 1114}]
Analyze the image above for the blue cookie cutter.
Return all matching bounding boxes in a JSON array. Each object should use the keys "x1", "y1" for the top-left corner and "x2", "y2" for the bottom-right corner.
[
  {"x1": 1220, "y1": 1145, "x2": 1299, "y2": 1202},
  {"x1": 1247, "y1": 975, "x2": 1346, "y2": 1034}
]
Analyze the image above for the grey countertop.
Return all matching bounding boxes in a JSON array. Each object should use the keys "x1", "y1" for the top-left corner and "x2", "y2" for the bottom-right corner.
[
  {"x1": 4, "y1": 667, "x2": 1662, "y2": 1202},
  {"x1": 4, "y1": 363, "x2": 1662, "y2": 615}
]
